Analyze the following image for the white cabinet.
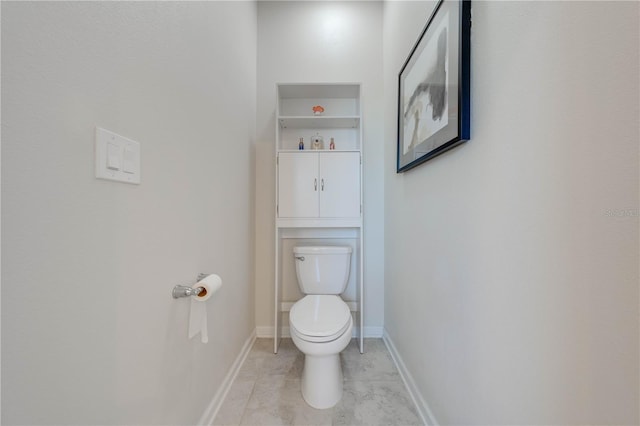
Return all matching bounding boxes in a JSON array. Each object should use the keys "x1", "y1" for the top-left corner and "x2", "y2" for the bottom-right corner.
[
  {"x1": 319, "y1": 152, "x2": 360, "y2": 218},
  {"x1": 274, "y1": 83, "x2": 364, "y2": 355},
  {"x1": 277, "y1": 153, "x2": 319, "y2": 218},
  {"x1": 278, "y1": 152, "x2": 360, "y2": 219}
]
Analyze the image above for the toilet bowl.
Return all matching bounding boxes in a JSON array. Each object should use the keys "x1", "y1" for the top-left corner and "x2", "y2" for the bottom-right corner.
[
  {"x1": 290, "y1": 294, "x2": 353, "y2": 409},
  {"x1": 289, "y1": 245, "x2": 353, "y2": 409}
]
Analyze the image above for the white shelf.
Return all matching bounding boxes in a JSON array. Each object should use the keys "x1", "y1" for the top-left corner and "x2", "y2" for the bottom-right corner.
[
  {"x1": 274, "y1": 83, "x2": 364, "y2": 354},
  {"x1": 278, "y1": 116, "x2": 359, "y2": 129},
  {"x1": 276, "y1": 218, "x2": 362, "y2": 228},
  {"x1": 277, "y1": 149, "x2": 360, "y2": 153}
]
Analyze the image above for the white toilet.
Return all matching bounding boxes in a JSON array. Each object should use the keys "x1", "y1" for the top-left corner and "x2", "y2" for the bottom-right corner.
[{"x1": 289, "y1": 245, "x2": 354, "y2": 409}]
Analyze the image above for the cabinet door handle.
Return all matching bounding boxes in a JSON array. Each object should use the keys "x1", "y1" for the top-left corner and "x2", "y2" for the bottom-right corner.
[
  {"x1": 314, "y1": 178, "x2": 317, "y2": 191},
  {"x1": 321, "y1": 179, "x2": 324, "y2": 191}
]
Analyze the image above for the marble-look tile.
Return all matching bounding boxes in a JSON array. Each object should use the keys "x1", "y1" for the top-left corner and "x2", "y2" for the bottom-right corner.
[
  {"x1": 342, "y1": 338, "x2": 388, "y2": 356},
  {"x1": 215, "y1": 338, "x2": 421, "y2": 426},
  {"x1": 240, "y1": 375, "x2": 332, "y2": 426},
  {"x1": 213, "y1": 380, "x2": 255, "y2": 426},
  {"x1": 332, "y1": 381, "x2": 422, "y2": 426},
  {"x1": 236, "y1": 356, "x2": 263, "y2": 380},
  {"x1": 248, "y1": 338, "x2": 300, "y2": 359},
  {"x1": 248, "y1": 338, "x2": 277, "y2": 358},
  {"x1": 275, "y1": 338, "x2": 301, "y2": 356},
  {"x1": 341, "y1": 341, "x2": 400, "y2": 382},
  {"x1": 240, "y1": 339, "x2": 303, "y2": 380},
  {"x1": 260, "y1": 352, "x2": 304, "y2": 379},
  {"x1": 360, "y1": 338, "x2": 390, "y2": 354},
  {"x1": 237, "y1": 354, "x2": 303, "y2": 381}
]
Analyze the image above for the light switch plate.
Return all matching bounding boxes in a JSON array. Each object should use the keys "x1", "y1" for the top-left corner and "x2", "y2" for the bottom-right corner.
[{"x1": 95, "y1": 127, "x2": 141, "y2": 184}]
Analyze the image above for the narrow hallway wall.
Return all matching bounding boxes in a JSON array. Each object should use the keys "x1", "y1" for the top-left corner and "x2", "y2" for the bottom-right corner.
[
  {"x1": 2, "y1": 2, "x2": 256, "y2": 424},
  {"x1": 383, "y1": 1, "x2": 639, "y2": 424}
]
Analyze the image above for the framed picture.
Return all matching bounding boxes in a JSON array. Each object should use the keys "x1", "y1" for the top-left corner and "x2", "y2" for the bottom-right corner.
[{"x1": 397, "y1": 0, "x2": 471, "y2": 173}]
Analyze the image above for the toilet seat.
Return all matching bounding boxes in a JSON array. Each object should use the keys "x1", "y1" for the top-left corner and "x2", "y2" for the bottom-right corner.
[{"x1": 290, "y1": 295, "x2": 351, "y2": 343}]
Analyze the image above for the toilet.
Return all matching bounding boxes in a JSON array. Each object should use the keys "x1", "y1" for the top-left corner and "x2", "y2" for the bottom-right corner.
[{"x1": 289, "y1": 245, "x2": 353, "y2": 409}]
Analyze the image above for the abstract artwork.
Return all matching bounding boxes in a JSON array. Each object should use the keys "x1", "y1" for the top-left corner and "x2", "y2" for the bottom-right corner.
[{"x1": 397, "y1": 0, "x2": 471, "y2": 172}]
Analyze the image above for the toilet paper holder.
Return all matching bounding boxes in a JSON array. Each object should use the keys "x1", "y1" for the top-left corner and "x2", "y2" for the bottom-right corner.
[{"x1": 172, "y1": 273, "x2": 209, "y2": 299}]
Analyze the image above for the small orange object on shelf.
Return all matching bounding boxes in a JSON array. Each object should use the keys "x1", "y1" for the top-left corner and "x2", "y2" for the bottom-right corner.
[{"x1": 312, "y1": 105, "x2": 325, "y2": 115}]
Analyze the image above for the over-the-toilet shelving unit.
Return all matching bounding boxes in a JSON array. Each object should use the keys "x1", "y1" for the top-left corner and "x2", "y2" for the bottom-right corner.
[{"x1": 274, "y1": 83, "x2": 364, "y2": 354}]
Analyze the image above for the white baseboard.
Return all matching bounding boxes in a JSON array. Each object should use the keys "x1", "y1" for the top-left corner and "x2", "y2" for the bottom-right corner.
[
  {"x1": 255, "y1": 326, "x2": 273, "y2": 338},
  {"x1": 383, "y1": 330, "x2": 438, "y2": 426},
  {"x1": 198, "y1": 329, "x2": 256, "y2": 426},
  {"x1": 255, "y1": 326, "x2": 383, "y2": 339}
]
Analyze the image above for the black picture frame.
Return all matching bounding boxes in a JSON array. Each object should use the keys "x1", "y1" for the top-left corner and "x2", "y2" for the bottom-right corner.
[{"x1": 397, "y1": 0, "x2": 471, "y2": 173}]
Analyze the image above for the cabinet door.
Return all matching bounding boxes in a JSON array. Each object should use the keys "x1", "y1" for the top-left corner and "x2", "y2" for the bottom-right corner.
[
  {"x1": 319, "y1": 152, "x2": 361, "y2": 218},
  {"x1": 277, "y1": 153, "x2": 319, "y2": 218}
]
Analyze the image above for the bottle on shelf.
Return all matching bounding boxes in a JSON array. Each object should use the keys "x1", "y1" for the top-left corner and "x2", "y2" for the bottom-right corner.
[
  {"x1": 330, "y1": 138, "x2": 335, "y2": 150},
  {"x1": 311, "y1": 135, "x2": 324, "y2": 150},
  {"x1": 299, "y1": 137, "x2": 304, "y2": 150}
]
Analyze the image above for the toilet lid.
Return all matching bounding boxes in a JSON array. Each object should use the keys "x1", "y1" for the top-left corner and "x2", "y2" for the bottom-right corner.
[{"x1": 290, "y1": 295, "x2": 351, "y2": 341}]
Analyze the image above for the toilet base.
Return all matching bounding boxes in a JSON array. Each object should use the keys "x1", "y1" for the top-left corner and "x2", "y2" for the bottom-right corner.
[
  {"x1": 301, "y1": 354, "x2": 343, "y2": 409},
  {"x1": 290, "y1": 316, "x2": 353, "y2": 409}
]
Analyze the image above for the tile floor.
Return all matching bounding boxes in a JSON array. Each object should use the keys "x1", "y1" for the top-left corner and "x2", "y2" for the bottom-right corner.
[{"x1": 213, "y1": 338, "x2": 422, "y2": 426}]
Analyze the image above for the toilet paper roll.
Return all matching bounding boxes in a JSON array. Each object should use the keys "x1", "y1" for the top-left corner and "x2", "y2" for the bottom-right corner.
[
  {"x1": 194, "y1": 274, "x2": 222, "y2": 302},
  {"x1": 188, "y1": 274, "x2": 222, "y2": 344}
]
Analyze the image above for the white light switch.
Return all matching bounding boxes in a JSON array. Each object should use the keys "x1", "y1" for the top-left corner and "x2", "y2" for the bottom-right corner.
[
  {"x1": 96, "y1": 127, "x2": 141, "y2": 184},
  {"x1": 122, "y1": 146, "x2": 136, "y2": 174},
  {"x1": 107, "y1": 142, "x2": 121, "y2": 170}
]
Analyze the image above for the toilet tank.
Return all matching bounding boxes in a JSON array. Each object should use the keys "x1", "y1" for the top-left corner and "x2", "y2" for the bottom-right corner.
[{"x1": 293, "y1": 246, "x2": 352, "y2": 295}]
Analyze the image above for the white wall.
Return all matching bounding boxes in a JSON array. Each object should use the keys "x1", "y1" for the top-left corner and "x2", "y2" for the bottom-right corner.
[
  {"x1": 2, "y1": 2, "x2": 256, "y2": 424},
  {"x1": 255, "y1": 1, "x2": 384, "y2": 335},
  {"x1": 383, "y1": 1, "x2": 639, "y2": 424}
]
